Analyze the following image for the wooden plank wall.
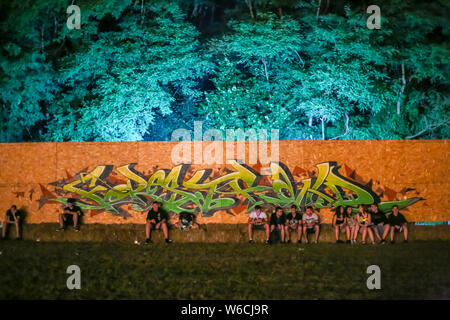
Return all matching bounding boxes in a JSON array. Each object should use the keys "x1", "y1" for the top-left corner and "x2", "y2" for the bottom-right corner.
[{"x1": 0, "y1": 140, "x2": 448, "y2": 224}]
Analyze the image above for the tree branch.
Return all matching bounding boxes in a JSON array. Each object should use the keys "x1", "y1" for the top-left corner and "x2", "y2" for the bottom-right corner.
[
  {"x1": 294, "y1": 50, "x2": 305, "y2": 68},
  {"x1": 405, "y1": 119, "x2": 450, "y2": 139},
  {"x1": 329, "y1": 113, "x2": 350, "y2": 140},
  {"x1": 261, "y1": 58, "x2": 269, "y2": 83}
]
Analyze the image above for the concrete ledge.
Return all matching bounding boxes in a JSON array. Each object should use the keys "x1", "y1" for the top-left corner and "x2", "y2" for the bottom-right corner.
[{"x1": 1, "y1": 223, "x2": 450, "y2": 243}]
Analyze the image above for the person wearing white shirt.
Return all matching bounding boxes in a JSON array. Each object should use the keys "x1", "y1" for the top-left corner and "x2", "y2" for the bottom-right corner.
[
  {"x1": 248, "y1": 205, "x2": 270, "y2": 244},
  {"x1": 302, "y1": 206, "x2": 320, "y2": 244}
]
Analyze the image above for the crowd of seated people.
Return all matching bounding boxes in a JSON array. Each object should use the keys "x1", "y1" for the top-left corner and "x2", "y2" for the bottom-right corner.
[
  {"x1": 248, "y1": 203, "x2": 408, "y2": 245},
  {"x1": 332, "y1": 204, "x2": 407, "y2": 244},
  {"x1": 1, "y1": 200, "x2": 408, "y2": 245}
]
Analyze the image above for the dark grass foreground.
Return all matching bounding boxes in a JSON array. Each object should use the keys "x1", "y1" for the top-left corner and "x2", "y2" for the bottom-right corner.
[
  {"x1": 7, "y1": 223, "x2": 450, "y2": 242},
  {"x1": 0, "y1": 241, "x2": 449, "y2": 300}
]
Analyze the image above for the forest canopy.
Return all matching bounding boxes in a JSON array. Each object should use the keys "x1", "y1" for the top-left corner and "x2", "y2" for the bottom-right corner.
[{"x1": 0, "y1": 0, "x2": 448, "y2": 142}]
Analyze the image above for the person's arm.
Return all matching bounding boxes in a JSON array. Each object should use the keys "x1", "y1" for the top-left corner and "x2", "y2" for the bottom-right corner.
[
  {"x1": 261, "y1": 213, "x2": 268, "y2": 224},
  {"x1": 401, "y1": 214, "x2": 408, "y2": 226},
  {"x1": 248, "y1": 212, "x2": 254, "y2": 224},
  {"x1": 285, "y1": 215, "x2": 291, "y2": 226},
  {"x1": 314, "y1": 214, "x2": 319, "y2": 225},
  {"x1": 357, "y1": 214, "x2": 363, "y2": 226},
  {"x1": 332, "y1": 214, "x2": 337, "y2": 227},
  {"x1": 302, "y1": 215, "x2": 307, "y2": 226}
]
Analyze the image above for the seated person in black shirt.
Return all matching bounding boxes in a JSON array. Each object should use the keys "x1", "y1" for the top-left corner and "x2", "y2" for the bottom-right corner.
[
  {"x1": 175, "y1": 212, "x2": 199, "y2": 230},
  {"x1": 270, "y1": 207, "x2": 287, "y2": 243},
  {"x1": 369, "y1": 203, "x2": 390, "y2": 244},
  {"x1": 146, "y1": 201, "x2": 173, "y2": 244},
  {"x1": 57, "y1": 198, "x2": 82, "y2": 232},
  {"x1": 284, "y1": 205, "x2": 302, "y2": 243},
  {"x1": 2, "y1": 205, "x2": 22, "y2": 240},
  {"x1": 387, "y1": 205, "x2": 408, "y2": 244},
  {"x1": 332, "y1": 206, "x2": 350, "y2": 243}
]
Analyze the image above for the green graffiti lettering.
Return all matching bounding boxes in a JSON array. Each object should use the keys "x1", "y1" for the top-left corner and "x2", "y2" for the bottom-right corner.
[{"x1": 41, "y1": 161, "x2": 422, "y2": 218}]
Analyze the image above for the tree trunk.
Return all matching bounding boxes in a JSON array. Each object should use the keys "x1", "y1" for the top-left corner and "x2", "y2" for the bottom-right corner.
[
  {"x1": 397, "y1": 62, "x2": 406, "y2": 115},
  {"x1": 261, "y1": 58, "x2": 269, "y2": 83},
  {"x1": 41, "y1": 26, "x2": 45, "y2": 53},
  {"x1": 141, "y1": 0, "x2": 145, "y2": 25},
  {"x1": 316, "y1": 0, "x2": 322, "y2": 19},
  {"x1": 321, "y1": 117, "x2": 325, "y2": 140},
  {"x1": 211, "y1": 3, "x2": 215, "y2": 23},
  {"x1": 329, "y1": 113, "x2": 350, "y2": 140},
  {"x1": 244, "y1": 0, "x2": 255, "y2": 19}
]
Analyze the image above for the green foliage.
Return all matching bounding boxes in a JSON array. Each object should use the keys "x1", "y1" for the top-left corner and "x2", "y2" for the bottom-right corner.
[
  {"x1": 200, "y1": 12, "x2": 304, "y2": 135},
  {"x1": 0, "y1": 0, "x2": 448, "y2": 142},
  {"x1": 45, "y1": 0, "x2": 214, "y2": 141}
]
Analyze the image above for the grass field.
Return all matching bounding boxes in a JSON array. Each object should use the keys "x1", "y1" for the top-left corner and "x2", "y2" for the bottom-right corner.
[{"x1": 0, "y1": 240, "x2": 449, "y2": 300}]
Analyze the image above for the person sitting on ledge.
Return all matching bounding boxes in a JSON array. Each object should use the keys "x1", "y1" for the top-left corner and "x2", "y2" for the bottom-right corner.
[
  {"x1": 387, "y1": 205, "x2": 408, "y2": 244},
  {"x1": 369, "y1": 203, "x2": 390, "y2": 244},
  {"x1": 302, "y1": 206, "x2": 320, "y2": 244},
  {"x1": 56, "y1": 198, "x2": 82, "y2": 232},
  {"x1": 270, "y1": 207, "x2": 287, "y2": 243},
  {"x1": 175, "y1": 212, "x2": 199, "y2": 230},
  {"x1": 356, "y1": 204, "x2": 375, "y2": 245},
  {"x1": 332, "y1": 206, "x2": 351, "y2": 244},
  {"x1": 2, "y1": 205, "x2": 22, "y2": 240},
  {"x1": 146, "y1": 201, "x2": 173, "y2": 244},
  {"x1": 346, "y1": 206, "x2": 358, "y2": 244},
  {"x1": 285, "y1": 205, "x2": 303, "y2": 244},
  {"x1": 247, "y1": 205, "x2": 270, "y2": 244}
]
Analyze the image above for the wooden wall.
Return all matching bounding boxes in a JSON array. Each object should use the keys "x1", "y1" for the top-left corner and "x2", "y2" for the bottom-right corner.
[{"x1": 0, "y1": 140, "x2": 448, "y2": 224}]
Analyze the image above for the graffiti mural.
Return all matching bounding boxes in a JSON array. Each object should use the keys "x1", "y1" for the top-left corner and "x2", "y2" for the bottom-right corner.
[{"x1": 36, "y1": 160, "x2": 423, "y2": 219}]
